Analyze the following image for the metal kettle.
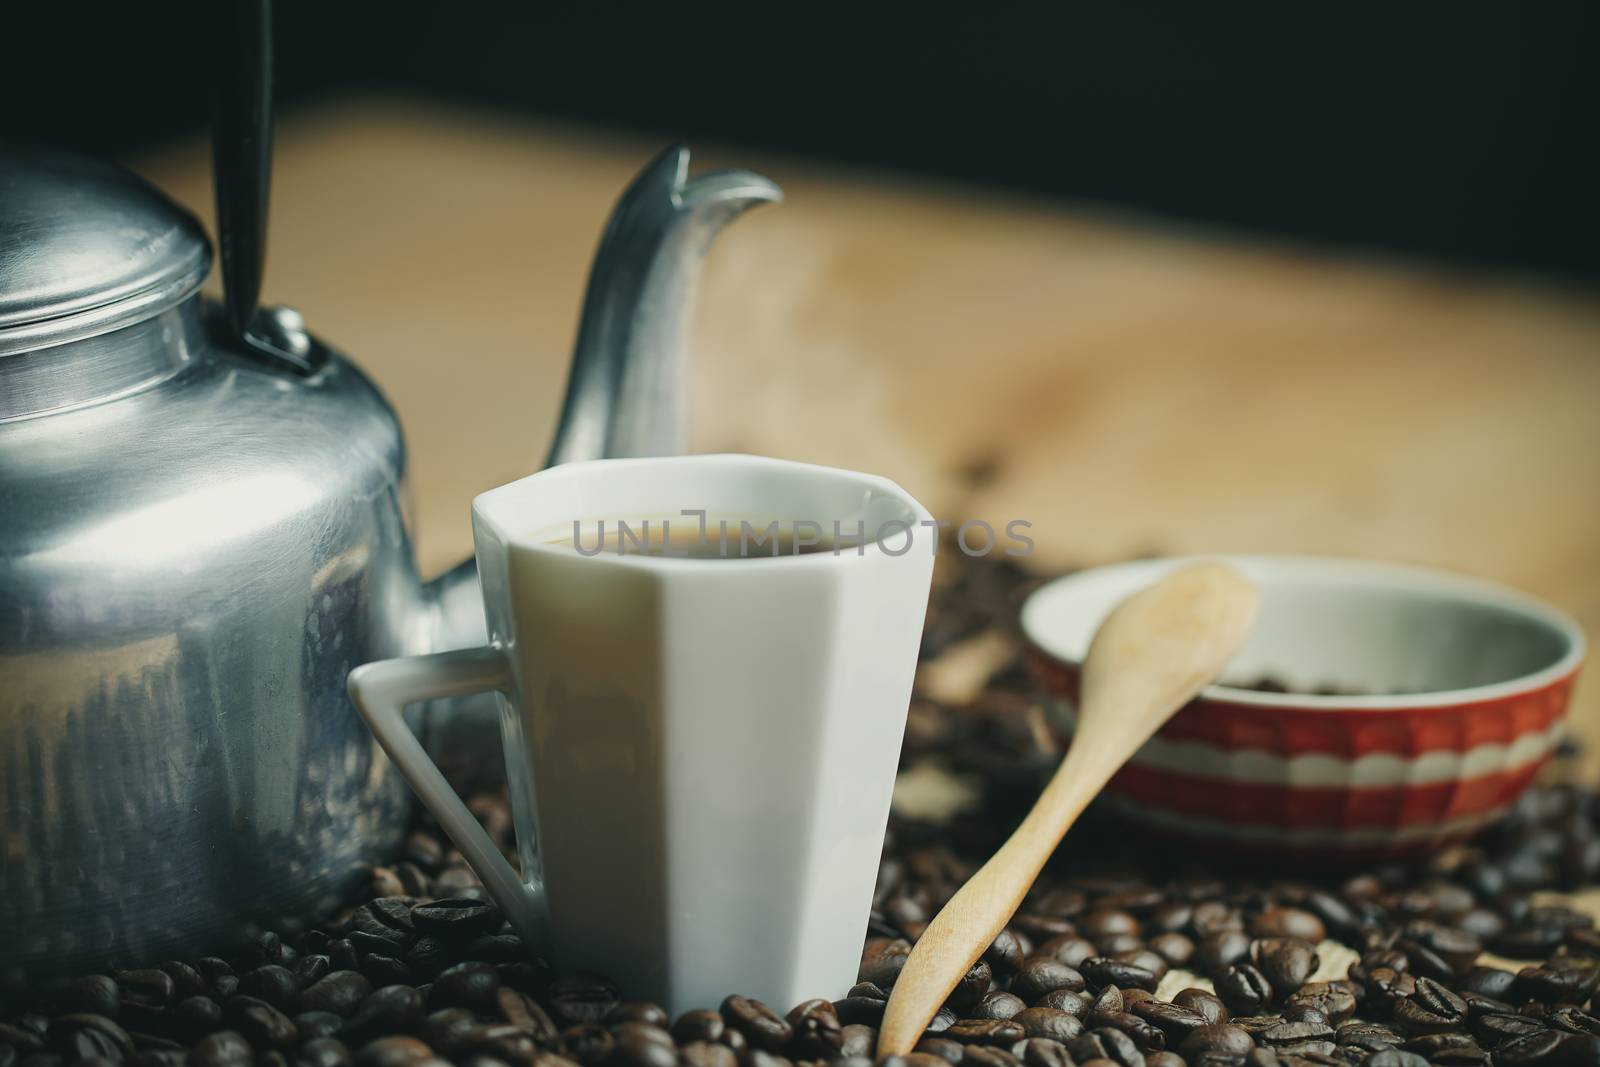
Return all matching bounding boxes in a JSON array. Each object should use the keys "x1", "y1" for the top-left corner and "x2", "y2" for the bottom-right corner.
[{"x1": 0, "y1": 4, "x2": 779, "y2": 984}]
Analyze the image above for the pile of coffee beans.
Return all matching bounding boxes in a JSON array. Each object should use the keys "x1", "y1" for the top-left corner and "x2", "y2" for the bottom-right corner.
[{"x1": 4, "y1": 556, "x2": 1598, "y2": 1067}]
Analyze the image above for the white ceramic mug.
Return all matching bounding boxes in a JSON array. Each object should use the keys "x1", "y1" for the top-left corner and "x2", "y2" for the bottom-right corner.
[{"x1": 348, "y1": 455, "x2": 934, "y2": 1013}]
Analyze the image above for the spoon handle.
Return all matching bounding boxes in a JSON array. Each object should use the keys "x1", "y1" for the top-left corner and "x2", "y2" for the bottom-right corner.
[{"x1": 877, "y1": 563, "x2": 1258, "y2": 1055}]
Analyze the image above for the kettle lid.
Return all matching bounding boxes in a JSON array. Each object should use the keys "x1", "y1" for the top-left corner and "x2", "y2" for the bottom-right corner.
[{"x1": 0, "y1": 146, "x2": 211, "y2": 356}]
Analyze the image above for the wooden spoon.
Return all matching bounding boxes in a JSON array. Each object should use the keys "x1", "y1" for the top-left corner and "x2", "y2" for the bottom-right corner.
[{"x1": 877, "y1": 562, "x2": 1259, "y2": 1054}]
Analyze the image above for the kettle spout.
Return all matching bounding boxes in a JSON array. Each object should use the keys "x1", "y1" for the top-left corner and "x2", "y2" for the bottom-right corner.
[
  {"x1": 544, "y1": 145, "x2": 782, "y2": 466},
  {"x1": 412, "y1": 147, "x2": 778, "y2": 785}
]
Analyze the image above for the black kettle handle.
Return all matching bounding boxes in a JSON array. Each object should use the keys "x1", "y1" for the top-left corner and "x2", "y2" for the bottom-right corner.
[{"x1": 213, "y1": 0, "x2": 316, "y2": 374}]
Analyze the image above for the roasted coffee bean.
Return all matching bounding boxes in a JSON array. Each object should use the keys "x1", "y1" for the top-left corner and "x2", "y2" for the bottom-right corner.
[
  {"x1": 47, "y1": 976, "x2": 120, "y2": 1018},
  {"x1": 1147, "y1": 933, "x2": 1195, "y2": 968},
  {"x1": 550, "y1": 976, "x2": 621, "y2": 1027},
  {"x1": 831, "y1": 997, "x2": 885, "y2": 1027},
  {"x1": 680, "y1": 1042, "x2": 737, "y2": 1067},
  {"x1": 928, "y1": 1007, "x2": 959, "y2": 1035},
  {"x1": 1040, "y1": 938, "x2": 1100, "y2": 969},
  {"x1": 422, "y1": 1007, "x2": 479, "y2": 1056},
  {"x1": 975, "y1": 993, "x2": 1029, "y2": 1021},
  {"x1": 1083, "y1": 911, "x2": 1141, "y2": 942},
  {"x1": 1147, "y1": 1054, "x2": 1185, "y2": 1067},
  {"x1": 1473, "y1": 1014, "x2": 1548, "y2": 1046},
  {"x1": 1461, "y1": 993, "x2": 1518, "y2": 1023},
  {"x1": 948, "y1": 1020, "x2": 1027, "y2": 1046},
  {"x1": 606, "y1": 1025, "x2": 676, "y2": 1067},
  {"x1": 1092, "y1": 1027, "x2": 1147, "y2": 1067},
  {"x1": 1337, "y1": 1023, "x2": 1401, "y2": 1052},
  {"x1": 1546, "y1": 1008, "x2": 1600, "y2": 1038},
  {"x1": 1132, "y1": 1001, "x2": 1208, "y2": 1042},
  {"x1": 916, "y1": 1037, "x2": 965, "y2": 1063},
  {"x1": 191, "y1": 1031, "x2": 254, "y2": 1067},
  {"x1": 493, "y1": 988, "x2": 556, "y2": 1041},
  {"x1": 1251, "y1": 910, "x2": 1327, "y2": 944},
  {"x1": 1014, "y1": 961, "x2": 1087, "y2": 1003},
  {"x1": 1035, "y1": 990, "x2": 1090, "y2": 1017},
  {"x1": 1081, "y1": 959, "x2": 1158, "y2": 994},
  {"x1": 294, "y1": 1012, "x2": 346, "y2": 1042},
  {"x1": 1228, "y1": 1018, "x2": 1282, "y2": 1039},
  {"x1": 301, "y1": 972, "x2": 373, "y2": 1016},
  {"x1": 1149, "y1": 903, "x2": 1192, "y2": 933},
  {"x1": 1175, "y1": 990, "x2": 1230, "y2": 1026},
  {"x1": 839, "y1": 1024, "x2": 876, "y2": 1058},
  {"x1": 1192, "y1": 903, "x2": 1246, "y2": 939},
  {"x1": 1392, "y1": 978, "x2": 1468, "y2": 1036},
  {"x1": 430, "y1": 962, "x2": 501, "y2": 1012},
  {"x1": 297, "y1": 1037, "x2": 353, "y2": 1067},
  {"x1": 358, "y1": 955, "x2": 411, "y2": 989},
  {"x1": 987, "y1": 932, "x2": 1029, "y2": 975},
  {"x1": 784, "y1": 1000, "x2": 841, "y2": 1056},
  {"x1": 1280, "y1": 1007, "x2": 1329, "y2": 1028},
  {"x1": 49, "y1": 1014, "x2": 133, "y2": 1060},
  {"x1": 1198, "y1": 933, "x2": 1255, "y2": 974},
  {"x1": 1261, "y1": 1022, "x2": 1335, "y2": 1047},
  {"x1": 1304, "y1": 893, "x2": 1358, "y2": 937},
  {"x1": 860, "y1": 940, "x2": 913, "y2": 988},
  {"x1": 719, "y1": 997, "x2": 791, "y2": 1052},
  {"x1": 1016, "y1": 1038, "x2": 1071, "y2": 1067},
  {"x1": 1180, "y1": 1025, "x2": 1256, "y2": 1058},
  {"x1": 671, "y1": 1011, "x2": 726, "y2": 1045},
  {"x1": 1460, "y1": 968, "x2": 1518, "y2": 1002},
  {"x1": 325, "y1": 940, "x2": 361, "y2": 974},
  {"x1": 955, "y1": 961, "x2": 998, "y2": 1010},
  {"x1": 353, "y1": 1035, "x2": 438, "y2": 1067},
  {"x1": 1514, "y1": 966, "x2": 1600, "y2": 1006},
  {"x1": 1285, "y1": 985, "x2": 1357, "y2": 1026},
  {"x1": 559, "y1": 1024, "x2": 614, "y2": 1066},
  {"x1": 410, "y1": 899, "x2": 501, "y2": 939},
  {"x1": 222, "y1": 996, "x2": 297, "y2": 1048},
  {"x1": 1560, "y1": 1036, "x2": 1600, "y2": 1067},
  {"x1": 116, "y1": 969, "x2": 176, "y2": 1006},
  {"x1": 1098, "y1": 935, "x2": 1145, "y2": 957},
  {"x1": 344, "y1": 987, "x2": 427, "y2": 1041},
  {"x1": 1095, "y1": 1012, "x2": 1165, "y2": 1052},
  {"x1": 1366, "y1": 969, "x2": 1419, "y2": 1017},
  {"x1": 1394, "y1": 941, "x2": 1455, "y2": 985},
  {"x1": 1119, "y1": 951, "x2": 1170, "y2": 983},
  {"x1": 1367, "y1": 1052, "x2": 1429, "y2": 1067},
  {"x1": 1218, "y1": 966, "x2": 1274, "y2": 1016},
  {"x1": 1014, "y1": 1008, "x2": 1084, "y2": 1043},
  {"x1": 171, "y1": 994, "x2": 226, "y2": 1038},
  {"x1": 294, "y1": 954, "x2": 334, "y2": 989},
  {"x1": 1402, "y1": 1032, "x2": 1482, "y2": 1064},
  {"x1": 1089, "y1": 986, "x2": 1125, "y2": 1018},
  {"x1": 1402, "y1": 923, "x2": 1482, "y2": 974},
  {"x1": 1493, "y1": 1030, "x2": 1567, "y2": 1067},
  {"x1": 1251, "y1": 940, "x2": 1318, "y2": 999},
  {"x1": 965, "y1": 1047, "x2": 1022, "y2": 1067},
  {"x1": 1014, "y1": 915, "x2": 1079, "y2": 942}
]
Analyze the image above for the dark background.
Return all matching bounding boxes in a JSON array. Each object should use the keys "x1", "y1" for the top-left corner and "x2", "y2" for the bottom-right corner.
[{"x1": 7, "y1": 3, "x2": 1599, "y2": 280}]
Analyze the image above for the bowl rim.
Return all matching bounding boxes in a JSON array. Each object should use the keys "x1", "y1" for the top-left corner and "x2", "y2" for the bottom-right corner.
[{"x1": 1020, "y1": 553, "x2": 1586, "y2": 711}]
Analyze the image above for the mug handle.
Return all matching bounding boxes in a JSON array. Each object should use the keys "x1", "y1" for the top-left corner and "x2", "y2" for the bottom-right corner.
[{"x1": 347, "y1": 647, "x2": 546, "y2": 953}]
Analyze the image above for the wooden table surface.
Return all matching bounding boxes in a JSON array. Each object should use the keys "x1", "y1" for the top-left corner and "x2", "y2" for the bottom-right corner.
[{"x1": 138, "y1": 96, "x2": 1600, "y2": 749}]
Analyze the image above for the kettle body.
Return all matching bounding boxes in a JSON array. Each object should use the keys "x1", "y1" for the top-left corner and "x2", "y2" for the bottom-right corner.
[{"x1": 0, "y1": 144, "x2": 778, "y2": 983}]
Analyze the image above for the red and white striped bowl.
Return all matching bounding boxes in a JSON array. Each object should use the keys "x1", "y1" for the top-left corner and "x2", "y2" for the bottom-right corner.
[{"x1": 1021, "y1": 556, "x2": 1586, "y2": 863}]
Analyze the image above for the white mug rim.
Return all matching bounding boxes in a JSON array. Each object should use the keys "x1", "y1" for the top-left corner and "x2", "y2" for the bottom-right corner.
[{"x1": 472, "y1": 453, "x2": 936, "y2": 570}]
